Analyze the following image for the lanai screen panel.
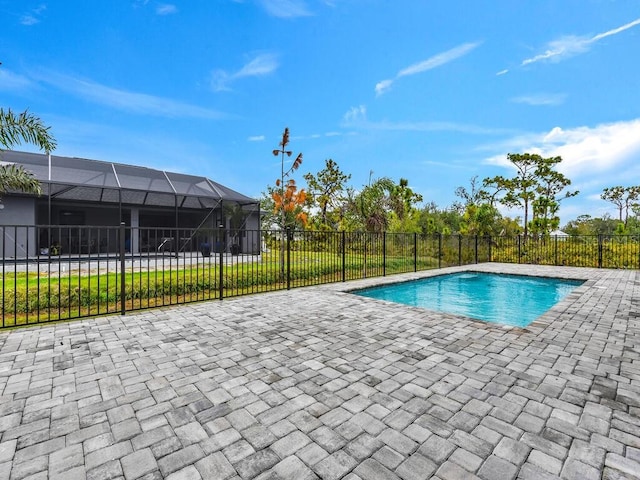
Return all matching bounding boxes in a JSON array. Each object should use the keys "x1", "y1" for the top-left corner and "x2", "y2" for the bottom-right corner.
[
  {"x1": 208, "y1": 179, "x2": 257, "y2": 204},
  {"x1": 2, "y1": 151, "x2": 258, "y2": 208},
  {"x1": 113, "y1": 164, "x2": 173, "y2": 193},
  {"x1": 166, "y1": 172, "x2": 218, "y2": 198},
  {"x1": 50, "y1": 156, "x2": 119, "y2": 188}
]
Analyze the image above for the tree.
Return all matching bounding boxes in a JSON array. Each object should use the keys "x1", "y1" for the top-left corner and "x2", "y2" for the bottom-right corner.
[
  {"x1": 484, "y1": 153, "x2": 575, "y2": 238},
  {"x1": 563, "y1": 214, "x2": 618, "y2": 236},
  {"x1": 455, "y1": 176, "x2": 485, "y2": 207},
  {"x1": 303, "y1": 159, "x2": 351, "y2": 230},
  {"x1": 459, "y1": 203, "x2": 501, "y2": 236},
  {"x1": 0, "y1": 164, "x2": 42, "y2": 198},
  {"x1": 456, "y1": 176, "x2": 503, "y2": 235},
  {"x1": 271, "y1": 179, "x2": 307, "y2": 229},
  {"x1": 269, "y1": 128, "x2": 307, "y2": 279},
  {"x1": 0, "y1": 108, "x2": 56, "y2": 153},
  {"x1": 270, "y1": 128, "x2": 307, "y2": 230},
  {"x1": 348, "y1": 177, "x2": 394, "y2": 232},
  {"x1": 0, "y1": 107, "x2": 56, "y2": 200},
  {"x1": 485, "y1": 153, "x2": 539, "y2": 239},
  {"x1": 481, "y1": 175, "x2": 510, "y2": 208},
  {"x1": 601, "y1": 186, "x2": 640, "y2": 227},
  {"x1": 386, "y1": 178, "x2": 423, "y2": 233},
  {"x1": 530, "y1": 157, "x2": 578, "y2": 234},
  {"x1": 389, "y1": 178, "x2": 423, "y2": 221}
]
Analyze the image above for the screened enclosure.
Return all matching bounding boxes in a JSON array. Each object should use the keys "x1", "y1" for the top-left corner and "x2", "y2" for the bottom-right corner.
[{"x1": 0, "y1": 151, "x2": 260, "y2": 257}]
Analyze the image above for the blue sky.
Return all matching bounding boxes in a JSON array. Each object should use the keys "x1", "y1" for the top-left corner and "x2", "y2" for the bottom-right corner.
[{"x1": 2, "y1": 0, "x2": 640, "y2": 225}]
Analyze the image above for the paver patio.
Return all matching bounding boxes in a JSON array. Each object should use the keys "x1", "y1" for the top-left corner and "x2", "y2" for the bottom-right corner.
[{"x1": 0, "y1": 263, "x2": 639, "y2": 480}]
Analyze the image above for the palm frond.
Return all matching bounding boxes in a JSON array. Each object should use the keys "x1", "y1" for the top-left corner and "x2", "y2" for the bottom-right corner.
[
  {"x1": 0, "y1": 108, "x2": 57, "y2": 153},
  {"x1": 0, "y1": 164, "x2": 42, "y2": 196}
]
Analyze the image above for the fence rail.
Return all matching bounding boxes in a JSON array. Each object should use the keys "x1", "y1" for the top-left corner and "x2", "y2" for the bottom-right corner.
[{"x1": 2, "y1": 225, "x2": 639, "y2": 328}]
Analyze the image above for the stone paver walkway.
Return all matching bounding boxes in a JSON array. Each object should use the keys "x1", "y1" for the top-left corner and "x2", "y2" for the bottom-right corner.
[{"x1": 0, "y1": 263, "x2": 639, "y2": 480}]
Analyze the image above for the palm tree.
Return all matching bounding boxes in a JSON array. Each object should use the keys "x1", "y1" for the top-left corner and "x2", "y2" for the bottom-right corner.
[
  {"x1": 0, "y1": 163, "x2": 42, "y2": 196},
  {"x1": 0, "y1": 107, "x2": 56, "y2": 198}
]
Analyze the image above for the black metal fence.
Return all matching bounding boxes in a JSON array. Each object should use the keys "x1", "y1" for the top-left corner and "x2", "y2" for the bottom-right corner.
[
  {"x1": 491, "y1": 234, "x2": 640, "y2": 269},
  {"x1": 2, "y1": 225, "x2": 639, "y2": 328}
]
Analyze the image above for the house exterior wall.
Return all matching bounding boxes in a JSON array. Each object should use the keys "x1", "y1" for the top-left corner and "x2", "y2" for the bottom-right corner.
[
  {"x1": 0, "y1": 197, "x2": 38, "y2": 257},
  {"x1": 242, "y1": 211, "x2": 261, "y2": 254}
]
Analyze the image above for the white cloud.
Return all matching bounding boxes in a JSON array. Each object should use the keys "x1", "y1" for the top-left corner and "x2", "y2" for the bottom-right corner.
[
  {"x1": 36, "y1": 71, "x2": 224, "y2": 119},
  {"x1": 400, "y1": 43, "x2": 480, "y2": 77},
  {"x1": 341, "y1": 106, "x2": 510, "y2": 135},
  {"x1": 483, "y1": 119, "x2": 640, "y2": 181},
  {"x1": 20, "y1": 15, "x2": 39, "y2": 25},
  {"x1": 511, "y1": 93, "x2": 567, "y2": 106},
  {"x1": 375, "y1": 42, "x2": 480, "y2": 96},
  {"x1": 342, "y1": 105, "x2": 367, "y2": 124},
  {"x1": 521, "y1": 17, "x2": 640, "y2": 66},
  {"x1": 248, "y1": 135, "x2": 265, "y2": 141},
  {"x1": 259, "y1": 0, "x2": 312, "y2": 18},
  {"x1": 0, "y1": 69, "x2": 36, "y2": 91},
  {"x1": 236, "y1": 54, "x2": 279, "y2": 77},
  {"x1": 496, "y1": 69, "x2": 509, "y2": 76},
  {"x1": 375, "y1": 79, "x2": 393, "y2": 97},
  {"x1": 20, "y1": 4, "x2": 46, "y2": 25},
  {"x1": 211, "y1": 53, "x2": 279, "y2": 92},
  {"x1": 156, "y1": 4, "x2": 178, "y2": 15}
]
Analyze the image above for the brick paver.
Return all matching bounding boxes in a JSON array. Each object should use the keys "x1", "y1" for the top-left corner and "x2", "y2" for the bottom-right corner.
[{"x1": 0, "y1": 264, "x2": 638, "y2": 479}]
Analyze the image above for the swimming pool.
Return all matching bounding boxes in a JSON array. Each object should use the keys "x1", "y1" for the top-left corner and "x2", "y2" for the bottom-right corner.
[{"x1": 353, "y1": 272, "x2": 584, "y2": 327}]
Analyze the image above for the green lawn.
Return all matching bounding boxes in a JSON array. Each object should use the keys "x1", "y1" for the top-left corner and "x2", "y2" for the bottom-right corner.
[{"x1": 1, "y1": 250, "x2": 440, "y2": 327}]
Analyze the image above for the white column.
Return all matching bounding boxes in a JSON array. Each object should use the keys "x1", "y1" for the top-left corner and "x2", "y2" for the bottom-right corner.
[{"x1": 131, "y1": 207, "x2": 139, "y2": 254}]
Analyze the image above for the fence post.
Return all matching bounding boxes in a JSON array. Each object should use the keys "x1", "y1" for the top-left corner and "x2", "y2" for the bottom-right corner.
[
  {"x1": 598, "y1": 234, "x2": 603, "y2": 268},
  {"x1": 488, "y1": 236, "x2": 492, "y2": 263},
  {"x1": 119, "y1": 222, "x2": 126, "y2": 316},
  {"x1": 475, "y1": 235, "x2": 478, "y2": 264},
  {"x1": 458, "y1": 235, "x2": 462, "y2": 266},
  {"x1": 218, "y1": 224, "x2": 224, "y2": 300},
  {"x1": 286, "y1": 228, "x2": 291, "y2": 290},
  {"x1": 414, "y1": 233, "x2": 417, "y2": 272},
  {"x1": 438, "y1": 233, "x2": 442, "y2": 269},
  {"x1": 383, "y1": 232, "x2": 386, "y2": 277},
  {"x1": 517, "y1": 235, "x2": 521, "y2": 264},
  {"x1": 554, "y1": 235, "x2": 558, "y2": 266},
  {"x1": 2, "y1": 226, "x2": 5, "y2": 327},
  {"x1": 342, "y1": 231, "x2": 346, "y2": 282}
]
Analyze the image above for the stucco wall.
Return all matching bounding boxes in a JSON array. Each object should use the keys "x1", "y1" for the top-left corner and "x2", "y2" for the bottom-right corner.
[{"x1": 0, "y1": 197, "x2": 37, "y2": 257}]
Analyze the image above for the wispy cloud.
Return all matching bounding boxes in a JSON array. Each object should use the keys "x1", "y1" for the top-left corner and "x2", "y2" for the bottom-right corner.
[
  {"x1": 44, "y1": 114, "x2": 221, "y2": 174},
  {"x1": 248, "y1": 135, "x2": 265, "y2": 141},
  {"x1": 20, "y1": 4, "x2": 46, "y2": 25},
  {"x1": 483, "y1": 119, "x2": 640, "y2": 180},
  {"x1": 511, "y1": 93, "x2": 567, "y2": 106},
  {"x1": 156, "y1": 4, "x2": 178, "y2": 15},
  {"x1": 343, "y1": 105, "x2": 367, "y2": 124},
  {"x1": 521, "y1": 17, "x2": 640, "y2": 66},
  {"x1": 211, "y1": 53, "x2": 279, "y2": 92},
  {"x1": 36, "y1": 71, "x2": 224, "y2": 119},
  {"x1": 0, "y1": 69, "x2": 36, "y2": 91},
  {"x1": 375, "y1": 42, "x2": 481, "y2": 96},
  {"x1": 342, "y1": 105, "x2": 509, "y2": 135},
  {"x1": 258, "y1": 0, "x2": 312, "y2": 18},
  {"x1": 422, "y1": 159, "x2": 468, "y2": 170},
  {"x1": 374, "y1": 80, "x2": 393, "y2": 97}
]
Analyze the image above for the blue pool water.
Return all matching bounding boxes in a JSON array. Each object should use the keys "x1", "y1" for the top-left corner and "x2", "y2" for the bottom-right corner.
[{"x1": 353, "y1": 272, "x2": 583, "y2": 327}]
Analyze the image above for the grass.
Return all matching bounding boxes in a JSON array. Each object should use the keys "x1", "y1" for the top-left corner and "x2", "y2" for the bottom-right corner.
[{"x1": 1, "y1": 249, "x2": 441, "y2": 327}]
